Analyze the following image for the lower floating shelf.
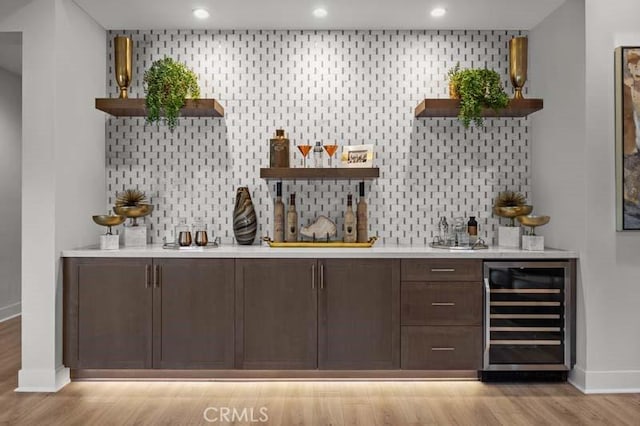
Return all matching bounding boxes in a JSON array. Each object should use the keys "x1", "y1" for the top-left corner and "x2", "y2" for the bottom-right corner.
[
  {"x1": 260, "y1": 167, "x2": 379, "y2": 180},
  {"x1": 263, "y1": 237, "x2": 378, "y2": 248}
]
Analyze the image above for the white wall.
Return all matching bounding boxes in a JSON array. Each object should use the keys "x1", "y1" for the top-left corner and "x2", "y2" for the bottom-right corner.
[
  {"x1": 580, "y1": 0, "x2": 640, "y2": 393},
  {"x1": 529, "y1": 0, "x2": 587, "y2": 386},
  {"x1": 0, "y1": 66, "x2": 22, "y2": 322},
  {"x1": 533, "y1": 0, "x2": 640, "y2": 393},
  {"x1": 0, "y1": 0, "x2": 105, "y2": 392}
]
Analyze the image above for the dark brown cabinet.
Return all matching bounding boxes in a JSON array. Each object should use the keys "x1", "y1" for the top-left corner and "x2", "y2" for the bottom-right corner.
[
  {"x1": 64, "y1": 258, "x2": 153, "y2": 369},
  {"x1": 235, "y1": 259, "x2": 318, "y2": 369},
  {"x1": 153, "y1": 259, "x2": 234, "y2": 369},
  {"x1": 400, "y1": 259, "x2": 483, "y2": 370},
  {"x1": 319, "y1": 259, "x2": 400, "y2": 369},
  {"x1": 235, "y1": 258, "x2": 400, "y2": 370},
  {"x1": 64, "y1": 258, "x2": 235, "y2": 369}
]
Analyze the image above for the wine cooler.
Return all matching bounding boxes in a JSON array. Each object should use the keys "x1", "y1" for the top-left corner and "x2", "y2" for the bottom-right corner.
[{"x1": 483, "y1": 261, "x2": 574, "y2": 375}]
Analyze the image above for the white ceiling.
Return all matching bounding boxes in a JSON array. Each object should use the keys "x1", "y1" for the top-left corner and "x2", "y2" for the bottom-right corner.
[
  {"x1": 0, "y1": 33, "x2": 22, "y2": 76},
  {"x1": 72, "y1": 0, "x2": 566, "y2": 31}
]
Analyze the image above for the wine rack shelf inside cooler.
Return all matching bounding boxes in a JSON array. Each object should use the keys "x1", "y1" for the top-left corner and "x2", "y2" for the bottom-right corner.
[{"x1": 483, "y1": 262, "x2": 571, "y2": 370}]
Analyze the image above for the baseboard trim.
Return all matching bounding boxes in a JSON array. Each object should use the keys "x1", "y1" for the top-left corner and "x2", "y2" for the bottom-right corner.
[
  {"x1": 571, "y1": 367, "x2": 640, "y2": 394},
  {"x1": 0, "y1": 302, "x2": 21, "y2": 323},
  {"x1": 16, "y1": 366, "x2": 70, "y2": 392}
]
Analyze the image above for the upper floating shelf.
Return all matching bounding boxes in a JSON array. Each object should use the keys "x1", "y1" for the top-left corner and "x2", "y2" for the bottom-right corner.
[
  {"x1": 260, "y1": 167, "x2": 380, "y2": 180},
  {"x1": 415, "y1": 98, "x2": 543, "y2": 118},
  {"x1": 95, "y1": 98, "x2": 224, "y2": 118}
]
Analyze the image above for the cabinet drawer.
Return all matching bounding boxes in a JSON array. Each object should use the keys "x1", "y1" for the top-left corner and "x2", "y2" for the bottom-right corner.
[
  {"x1": 401, "y1": 259, "x2": 482, "y2": 282},
  {"x1": 401, "y1": 326, "x2": 482, "y2": 370},
  {"x1": 401, "y1": 282, "x2": 482, "y2": 326}
]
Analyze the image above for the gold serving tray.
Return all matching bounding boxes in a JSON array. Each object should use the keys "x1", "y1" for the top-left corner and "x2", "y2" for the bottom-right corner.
[{"x1": 263, "y1": 236, "x2": 378, "y2": 248}]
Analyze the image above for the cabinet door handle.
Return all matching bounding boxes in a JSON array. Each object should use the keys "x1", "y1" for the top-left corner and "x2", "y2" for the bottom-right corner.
[
  {"x1": 432, "y1": 302, "x2": 455, "y2": 306},
  {"x1": 431, "y1": 268, "x2": 456, "y2": 272},
  {"x1": 320, "y1": 263, "x2": 325, "y2": 289},
  {"x1": 145, "y1": 265, "x2": 151, "y2": 288},
  {"x1": 431, "y1": 347, "x2": 455, "y2": 351},
  {"x1": 154, "y1": 265, "x2": 161, "y2": 288},
  {"x1": 311, "y1": 264, "x2": 316, "y2": 289}
]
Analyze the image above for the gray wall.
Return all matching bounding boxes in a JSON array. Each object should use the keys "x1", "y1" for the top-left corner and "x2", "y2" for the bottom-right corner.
[{"x1": 0, "y1": 65, "x2": 21, "y2": 321}]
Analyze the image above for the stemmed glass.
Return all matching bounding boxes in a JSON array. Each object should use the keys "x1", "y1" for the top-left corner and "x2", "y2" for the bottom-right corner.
[
  {"x1": 297, "y1": 144, "x2": 312, "y2": 168},
  {"x1": 323, "y1": 144, "x2": 339, "y2": 167}
]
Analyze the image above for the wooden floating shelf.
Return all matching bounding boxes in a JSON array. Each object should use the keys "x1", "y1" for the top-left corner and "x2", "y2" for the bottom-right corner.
[
  {"x1": 415, "y1": 98, "x2": 543, "y2": 118},
  {"x1": 95, "y1": 98, "x2": 224, "y2": 118},
  {"x1": 260, "y1": 167, "x2": 380, "y2": 180}
]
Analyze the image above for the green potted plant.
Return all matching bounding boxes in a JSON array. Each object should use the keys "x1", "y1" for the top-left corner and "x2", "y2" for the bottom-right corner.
[
  {"x1": 447, "y1": 66, "x2": 509, "y2": 128},
  {"x1": 143, "y1": 57, "x2": 201, "y2": 131}
]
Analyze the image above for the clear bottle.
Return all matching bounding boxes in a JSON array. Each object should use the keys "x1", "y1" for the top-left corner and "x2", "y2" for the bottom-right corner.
[
  {"x1": 356, "y1": 182, "x2": 368, "y2": 243},
  {"x1": 286, "y1": 193, "x2": 298, "y2": 242},
  {"x1": 313, "y1": 141, "x2": 324, "y2": 168},
  {"x1": 273, "y1": 182, "x2": 285, "y2": 242},
  {"x1": 344, "y1": 193, "x2": 357, "y2": 243}
]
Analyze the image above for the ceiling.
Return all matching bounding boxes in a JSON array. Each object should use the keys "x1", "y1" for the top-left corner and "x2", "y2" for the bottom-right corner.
[
  {"x1": 0, "y1": 33, "x2": 22, "y2": 76},
  {"x1": 72, "y1": 0, "x2": 566, "y2": 31}
]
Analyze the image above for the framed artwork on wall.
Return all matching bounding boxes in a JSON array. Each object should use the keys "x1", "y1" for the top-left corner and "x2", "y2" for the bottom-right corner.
[{"x1": 615, "y1": 46, "x2": 640, "y2": 230}]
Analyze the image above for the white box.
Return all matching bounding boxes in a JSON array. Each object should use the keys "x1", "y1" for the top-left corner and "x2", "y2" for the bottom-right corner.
[
  {"x1": 522, "y1": 235, "x2": 544, "y2": 251},
  {"x1": 124, "y1": 225, "x2": 147, "y2": 247},
  {"x1": 498, "y1": 226, "x2": 521, "y2": 248},
  {"x1": 99, "y1": 234, "x2": 119, "y2": 250}
]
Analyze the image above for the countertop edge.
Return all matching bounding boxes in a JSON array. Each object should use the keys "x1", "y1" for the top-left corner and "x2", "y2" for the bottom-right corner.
[{"x1": 61, "y1": 245, "x2": 578, "y2": 259}]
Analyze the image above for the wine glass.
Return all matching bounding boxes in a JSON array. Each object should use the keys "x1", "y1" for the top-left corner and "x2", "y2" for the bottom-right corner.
[
  {"x1": 323, "y1": 144, "x2": 339, "y2": 167},
  {"x1": 297, "y1": 144, "x2": 312, "y2": 168}
]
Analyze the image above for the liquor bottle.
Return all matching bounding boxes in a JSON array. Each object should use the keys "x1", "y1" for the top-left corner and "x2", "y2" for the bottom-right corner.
[
  {"x1": 269, "y1": 129, "x2": 290, "y2": 168},
  {"x1": 273, "y1": 182, "x2": 285, "y2": 242},
  {"x1": 344, "y1": 193, "x2": 357, "y2": 243},
  {"x1": 467, "y1": 216, "x2": 478, "y2": 244},
  {"x1": 286, "y1": 193, "x2": 298, "y2": 242},
  {"x1": 313, "y1": 141, "x2": 324, "y2": 168},
  {"x1": 356, "y1": 182, "x2": 368, "y2": 243}
]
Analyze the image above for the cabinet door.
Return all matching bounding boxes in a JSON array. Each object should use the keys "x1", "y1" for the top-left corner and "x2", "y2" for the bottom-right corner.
[
  {"x1": 64, "y1": 258, "x2": 153, "y2": 369},
  {"x1": 153, "y1": 259, "x2": 234, "y2": 369},
  {"x1": 236, "y1": 259, "x2": 317, "y2": 369},
  {"x1": 319, "y1": 259, "x2": 400, "y2": 369}
]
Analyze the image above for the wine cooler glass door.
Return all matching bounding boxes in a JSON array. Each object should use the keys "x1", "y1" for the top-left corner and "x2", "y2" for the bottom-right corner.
[{"x1": 483, "y1": 262, "x2": 571, "y2": 371}]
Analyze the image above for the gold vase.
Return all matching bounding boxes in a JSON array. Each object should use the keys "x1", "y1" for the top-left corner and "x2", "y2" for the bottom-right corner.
[
  {"x1": 114, "y1": 36, "x2": 133, "y2": 99},
  {"x1": 509, "y1": 36, "x2": 528, "y2": 100}
]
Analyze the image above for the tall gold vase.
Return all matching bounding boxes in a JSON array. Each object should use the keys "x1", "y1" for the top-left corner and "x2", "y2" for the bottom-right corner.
[
  {"x1": 114, "y1": 36, "x2": 133, "y2": 99},
  {"x1": 509, "y1": 37, "x2": 528, "y2": 100}
]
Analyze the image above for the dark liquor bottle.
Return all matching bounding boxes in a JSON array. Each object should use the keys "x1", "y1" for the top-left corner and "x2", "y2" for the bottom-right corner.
[
  {"x1": 344, "y1": 193, "x2": 357, "y2": 243},
  {"x1": 356, "y1": 182, "x2": 368, "y2": 243},
  {"x1": 286, "y1": 193, "x2": 298, "y2": 242},
  {"x1": 273, "y1": 182, "x2": 285, "y2": 242}
]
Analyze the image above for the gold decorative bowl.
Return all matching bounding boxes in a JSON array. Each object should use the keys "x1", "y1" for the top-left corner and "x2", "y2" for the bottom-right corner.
[
  {"x1": 92, "y1": 215, "x2": 126, "y2": 235},
  {"x1": 493, "y1": 205, "x2": 533, "y2": 226},
  {"x1": 517, "y1": 215, "x2": 550, "y2": 236},
  {"x1": 113, "y1": 204, "x2": 153, "y2": 226},
  {"x1": 517, "y1": 215, "x2": 550, "y2": 227},
  {"x1": 493, "y1": 205, "x2": 533, "y2": 218}
]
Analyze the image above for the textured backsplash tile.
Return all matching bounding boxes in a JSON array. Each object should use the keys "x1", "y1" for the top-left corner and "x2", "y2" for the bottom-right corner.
[{"x1": 105, "y1": 29, "x2": 530, "y2": 245}]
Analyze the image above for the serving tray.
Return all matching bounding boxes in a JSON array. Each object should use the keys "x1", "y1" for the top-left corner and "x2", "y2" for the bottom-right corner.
[{"x1": 263, "y1": 236, "x2": 378, "y2": 248}]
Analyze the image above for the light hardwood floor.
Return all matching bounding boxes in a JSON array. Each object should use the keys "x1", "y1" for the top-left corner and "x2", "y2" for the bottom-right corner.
[{"x1": 1, "y1": 317, "x2": 640, "y2": 425}]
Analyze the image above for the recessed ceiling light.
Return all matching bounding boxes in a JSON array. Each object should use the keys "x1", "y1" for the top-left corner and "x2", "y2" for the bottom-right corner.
[
  {"x1": 193, "y1": 8, "x2": 210, "y2": 19},
  {"x1": 430, "y1": 7, "x2": 447, "y2": 18},
  {"x1": 313, "y1": 8, "x2": 328, "y2": 18}
]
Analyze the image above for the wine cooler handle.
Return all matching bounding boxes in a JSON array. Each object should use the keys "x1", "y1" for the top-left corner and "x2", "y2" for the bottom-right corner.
[
  {"x1": 311, "y1": 264, "x2": 316, "y2": 289},
  {"x1": 483, "y1": 277, "x2": 491, "y2": 369},
  {"x1": 320, "y1": 263, "x2": 325, "y2": 290}
]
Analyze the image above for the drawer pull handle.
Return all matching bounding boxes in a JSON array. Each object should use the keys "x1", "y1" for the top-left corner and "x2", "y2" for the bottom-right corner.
[
  {"x1": 431, "y1": 302, "x2": 456, "y2": 306},
  {"x1": 431, "y1": 347, "x2": 455, "y2": 351},
  {"x1": 431, "y1": 268, "x2": 456, "y2": 272}
]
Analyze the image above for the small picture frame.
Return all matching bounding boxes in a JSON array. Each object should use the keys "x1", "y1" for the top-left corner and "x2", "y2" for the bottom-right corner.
[{"x1": 340, "y1": 144, "x2": 374, "y2": 168}]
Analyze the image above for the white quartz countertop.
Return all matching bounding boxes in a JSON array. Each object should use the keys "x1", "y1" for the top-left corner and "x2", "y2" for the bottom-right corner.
[{"x1": 62, "y1": 244, "x2": 578, "y2": 259}]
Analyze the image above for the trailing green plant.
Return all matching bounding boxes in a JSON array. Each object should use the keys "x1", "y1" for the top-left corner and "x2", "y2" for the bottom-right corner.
[
  {"x1": 143, "y1": 57, "x2": 200, "y2": 130},
  {"x1": 448, "y1": 67, "x2": 509, "y2": 128}
]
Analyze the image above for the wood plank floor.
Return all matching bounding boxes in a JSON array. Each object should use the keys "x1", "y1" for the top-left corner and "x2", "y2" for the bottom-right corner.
[{"x1": 1, "y1": 317, "x2": 640, "y2": 425}]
